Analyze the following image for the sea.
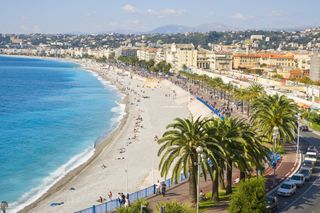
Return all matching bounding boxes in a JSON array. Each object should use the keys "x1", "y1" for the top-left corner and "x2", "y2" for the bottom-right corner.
[{"x1": 0, "y1": 56, "x2": 124, "y2": 212}]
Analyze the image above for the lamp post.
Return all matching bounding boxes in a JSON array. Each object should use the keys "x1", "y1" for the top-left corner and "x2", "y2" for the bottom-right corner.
[
  {"x1": 297, "y1": 113, "x2": 301, "y2": 161},
  {"x1": 196, "y1": 146, "x2": 206, "y2": 213},
  {"x1": 0, "y1": 201, "x2": 8, "y2": 213},
  {"x1": 153, "y1": 135, "x2": 158, "y2": 185},
  {"x1": 273, "y1": 126, "x2": 279, "y2": 182}
]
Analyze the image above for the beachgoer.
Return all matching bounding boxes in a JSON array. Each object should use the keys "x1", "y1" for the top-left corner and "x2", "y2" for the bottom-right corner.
[
  {"x1": 156, "y1": 180, "x2": 161, "y2": 194},
  {"x1": 200, "y1": 190, "x2": 206, "y2": 201},
  {"x1": 99, "y1": 196, "x2": 103, "y2": 203},
  {"x1": 118, "y1": 193, "x2": 122, "y2": 206},
  {"x1": 125, "y1": 193, "x2": 130, "y2": 207},
  {"x1": 108, "y1": 191, "x2": 113, "y2": 200},
  {"x1": 161, "y1": 181, "x2": 167, "y2": 197},
  {"x1": 121, "y1": 193, "x2": 126, "y2": 206}
]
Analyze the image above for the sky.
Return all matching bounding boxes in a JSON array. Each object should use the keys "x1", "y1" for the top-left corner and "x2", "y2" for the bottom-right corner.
[{"x1": 1, "y1": 0, "x2": 320, "y2": 34}]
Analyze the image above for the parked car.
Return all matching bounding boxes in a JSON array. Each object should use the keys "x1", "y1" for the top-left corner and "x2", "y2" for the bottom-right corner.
[
  {"x1": 300, "y1": 125, "x2": 309, "y2": 132},
  {"x1": 305, "y1": 152, "x2": 318, "y2": 165},
  {"x1": 307, "y1": 146, "x2": 318, "y2": 153},
  {"x1": 277, "y1": 180, "x2": 297, "y2": 196},
  {"x1": 290, "y1": 174, "x2": 305, "y2": 187},
  {"x1": 299, "y1": 167, "x2": 312, "y2": 181},
  {"x1": 266, "y1": 195, "x2": 278, "y2": 212},
  {"x1": 303, "y1": 159, "x2": 315, "y2": 170}
]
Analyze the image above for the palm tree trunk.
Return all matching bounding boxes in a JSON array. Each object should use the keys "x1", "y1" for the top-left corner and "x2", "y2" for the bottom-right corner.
[
  {"x1": 212, "y1": 169, "x2": 219, "y2": 201},
  {"x1": 189, "y1": 164, "x2": 197, "y2": 205},
  {"x1": 241, "y1": 101, "x2": 244, "y2": 113},
  {"x1": 240, "y1": 171, "x2": 246, "y2": 181},
  {"x1": 247, "y1": 103, "x2": 250, "y2": 116},
  {"x1": 219, "y1": 175, "x2": 225, "y2": 190},
  {"x1": 226, "y1": 160, "x2": 233, "y2": 195}
]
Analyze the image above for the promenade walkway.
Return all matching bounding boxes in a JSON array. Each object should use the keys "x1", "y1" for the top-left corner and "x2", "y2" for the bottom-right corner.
[
  {"x1": 147, "y1": 144, "x2": 299, "y2": 213},
  {"x1": 115, "y1": 65, "x2": 300, "y2": 212}
]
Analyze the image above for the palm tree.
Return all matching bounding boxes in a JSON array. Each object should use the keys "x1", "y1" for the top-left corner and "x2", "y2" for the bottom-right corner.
[
  {"x1": 234, "y1": 88, "x2": 247, "y2": 113},
  {"x1": 157, "y1": 116, "x2": 211, "y2": 205},
  {"x1": 205, "y1": 119, "x2": 226, "y2": 201},
  {"x1": 250, "y1": 94, "x2": 298, "y2": 144},
  {"x1": 207, "y1": 117, "x2": 269, "y2": 195},
  {"x1": 245, "y1": 83, "x2": 265, "y2": 116}
]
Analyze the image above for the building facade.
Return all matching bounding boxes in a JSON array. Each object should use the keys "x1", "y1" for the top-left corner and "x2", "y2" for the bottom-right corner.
[
  {"x1": 137, "y1": 48, "x2": 157, "y2": 61},
  {"x1": 310, "y1": 54, "x2": 320, "y2": 81},
  {"x1": 233, "y1": 53, "x2": 296, "y2": 71}
]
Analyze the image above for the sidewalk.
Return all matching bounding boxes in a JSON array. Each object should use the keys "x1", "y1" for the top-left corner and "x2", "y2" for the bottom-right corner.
[{"x1": 147, "y1": 144, "x2": 299, "y2": 213}]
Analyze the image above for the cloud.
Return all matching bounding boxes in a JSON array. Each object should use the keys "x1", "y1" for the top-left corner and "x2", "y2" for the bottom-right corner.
[
  {"x1": 268, "y1": 10, "x2": 284, "y2": 18},
  {"x1": 146, "y1": 9, "x2": 159, "y2": 16},
  {"x1": 230, "y1": 13, "x2": 253, "y2": 21},
  {"x1": 122, "y1": 4, "x2": 138, "y2": 13},
  {"x1": 146, "y1": 8, "x2": 185, "y2": 18},
  {"x1": 121, "y1": 4, "x2": 185, "y2": 18},
  {"x1": 160, "y1": 8, "x2": 185, "y2": 16}
]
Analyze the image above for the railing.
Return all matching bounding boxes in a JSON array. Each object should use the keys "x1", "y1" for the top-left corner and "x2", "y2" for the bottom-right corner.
[
  {"x1": 196, "y1": 97, "x2": 225, "y2": 120},
  {"x1": 75, "y1": 174, "x2": 187, "y2": 213}
]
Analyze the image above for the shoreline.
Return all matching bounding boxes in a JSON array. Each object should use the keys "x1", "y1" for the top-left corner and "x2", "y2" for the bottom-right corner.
[
  {"x1": 14, "y1": 57, "x2": 130, "y2": 212},
  {"x1": 2, "y1": 55, "x2": 212, "y2": 213}
]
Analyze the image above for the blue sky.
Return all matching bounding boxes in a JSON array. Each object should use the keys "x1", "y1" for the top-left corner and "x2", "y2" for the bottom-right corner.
[{"x1": 1, "y1": 0, "x2": 320, "y2": 33}]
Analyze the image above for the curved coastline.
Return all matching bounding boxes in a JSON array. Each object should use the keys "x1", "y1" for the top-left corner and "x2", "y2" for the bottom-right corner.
[
  {"x1": 5, "y1": 56, "x2": 129, "y2": 213},
  {"x1": 8, "y1": 56, "x2": 213, "y2": 213}
]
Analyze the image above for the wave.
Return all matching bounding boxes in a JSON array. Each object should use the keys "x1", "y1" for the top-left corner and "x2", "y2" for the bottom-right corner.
[
  {"x1": 110, "y1": 103, "x2": 126, "y2": 127},
  {"x1": 9, "y1": 146, "x2": 95, "y2": 213}
]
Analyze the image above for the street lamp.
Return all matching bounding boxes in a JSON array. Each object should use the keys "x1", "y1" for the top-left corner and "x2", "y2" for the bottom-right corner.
[
  {"x1": 297, "y1": 113, "x2": 301, "y2": 160},
  {"x1": 273, "y1": 126, "x2": 279, "y2": 181},
  {"x1": 0, "y1": 201, "x2": 8, "y2": 213},
  {"x1": 152, "y1": 136, "x2": 158, "y2": 185},
  {"x1": 196, "y1": 146, "x2": 205, "y2": 213}
]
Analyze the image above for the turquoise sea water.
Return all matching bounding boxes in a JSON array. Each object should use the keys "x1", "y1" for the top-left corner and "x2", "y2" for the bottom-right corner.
[{"x1": 0, "y1": 56, "x2": 123, "y2": 211}]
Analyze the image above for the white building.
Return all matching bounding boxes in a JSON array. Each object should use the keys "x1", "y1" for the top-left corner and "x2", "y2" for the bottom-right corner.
[{"x1": 310, "y1": 54, "x2": 320, "y2": 81}]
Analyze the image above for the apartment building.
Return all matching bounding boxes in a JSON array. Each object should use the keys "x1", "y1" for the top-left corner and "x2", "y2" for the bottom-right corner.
[
  {"x1": 294, "y1": 53, "x2": 311, "y2": 70},
  {"x1": 310, "y1": 54, "x2": 320, "y2": 81},
  {"x1": 114, "y1": 46, "x2": 139, "y2": 58},
  {"x1": 197, "y1": 48, "x2": 215, "y2": 69},
  {"x1": 233, "y1": 53, "x2": 296, "y2": 71},
  {"x1": 165, "y1": 43, "x2": 198, "y2": 71},
  {"x1": 137, "y1": 48, "x2": 157, "y2": 61}
]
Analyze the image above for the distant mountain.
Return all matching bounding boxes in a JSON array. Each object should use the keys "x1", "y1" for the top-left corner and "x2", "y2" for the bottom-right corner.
[
  {"x1": 147, "y1": 23, "x2": 234, "y2": 34},
  {"x1": 148, "y1": 24, "x2": 193, "y2": 34}
]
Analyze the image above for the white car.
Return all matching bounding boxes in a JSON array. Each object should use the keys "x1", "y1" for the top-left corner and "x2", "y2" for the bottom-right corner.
[
  {"x1": 277, "y1": 180, "x2": 297, "y2": 196},
  {"x1": 290, "y1": 174, "x2": 305, "y2": 187},
  {"x1": 303, "y1": 159, "x2": 315, "y2": 169},
  {"x1": 299, "y1": 167, "x2": 312, "y2": 181}
]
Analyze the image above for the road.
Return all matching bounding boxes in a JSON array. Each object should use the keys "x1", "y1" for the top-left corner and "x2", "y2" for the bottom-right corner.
[{"x1": 269, "y1": 131, "x2": 320, "y2": 213}]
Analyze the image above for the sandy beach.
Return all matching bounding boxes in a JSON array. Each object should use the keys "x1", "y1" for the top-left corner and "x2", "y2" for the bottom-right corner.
[{"x1": 21, "y1": 59, "x2": 212, "y2": 213}]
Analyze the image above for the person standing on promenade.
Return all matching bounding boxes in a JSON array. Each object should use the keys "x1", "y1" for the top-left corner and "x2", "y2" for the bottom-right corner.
[
  {"x1": 108, "y1": 191, "x2": 112, "y2": 201},
  {"x1": 125, "y1": 193, "x2": 130, "y2": 207},
  {"x1": 161, "y1": 181, "x2": 167, "y2": 197},
  {"x1": 156, "y1": 180, "x2": 161, "y2": 194}
]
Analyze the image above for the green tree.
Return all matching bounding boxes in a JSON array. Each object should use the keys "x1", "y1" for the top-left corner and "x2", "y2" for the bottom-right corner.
[
  {"x1": 157, "y1": 117, "x2": 211, "y2": 205},
  {"x1": 156, "y1": 200, "x2": 196, "y2": 213},
  {"x1": 250, "y1": 94, "x2": 298, "y2": 144},
  {"x1": 244, "y1": 83, "x2": 265, "y2": 116},
  {"x1": 116, "y1": 199, "x2": 150, "y2": 213},
  {"x1": 228, "y1": 177, "x2": 266, "y2": 213}
]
